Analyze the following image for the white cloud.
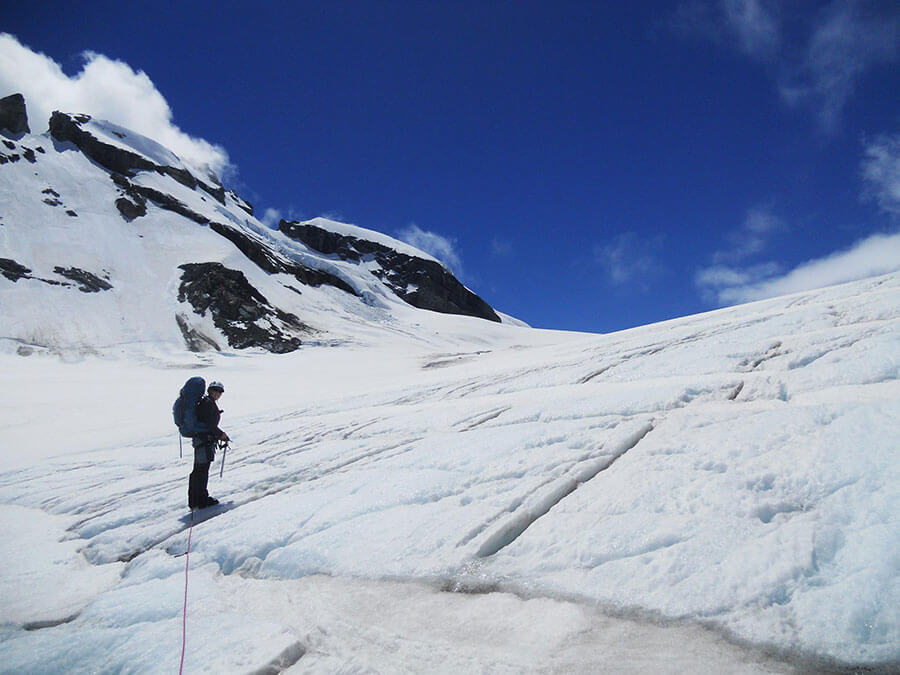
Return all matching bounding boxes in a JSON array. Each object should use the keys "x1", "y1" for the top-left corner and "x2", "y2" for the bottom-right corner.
[
  {"x1": 862, "y1": 132, "x2": 900, "y2": 216},
  {"x1": 697, "y1": 230, "x2": 900, "y2": 304},
  {"x1": 713, "y1": 205, "x2": 785, "y2": 264},
  {"x1": 396, "y1": 224, "x2": 462, "y2": 272},
  {"x1": 594, "y1": 232, "x2": 661, "y2": 286},
  {"x1": 778, "y1": 4, "x2": 900, "y2": 133},
  {"x1": 261, "y1": 208, "x2": 284, "y2": 229},
  {"x1": 695, "y1": 261, "x2": 781, "y2": 300},
  {"x1": 0, "y1": 33, "x2": 230, "y2": 174}
]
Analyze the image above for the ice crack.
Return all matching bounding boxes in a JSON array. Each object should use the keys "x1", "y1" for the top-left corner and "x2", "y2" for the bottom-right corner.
[{"x1": 475, "y1": 421, "x2": 654, "y2": 558}]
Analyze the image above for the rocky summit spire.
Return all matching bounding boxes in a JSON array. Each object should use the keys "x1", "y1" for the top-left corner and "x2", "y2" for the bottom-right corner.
[{"x1": 0, "y1": 93, "x2": 30, "y2": 136}]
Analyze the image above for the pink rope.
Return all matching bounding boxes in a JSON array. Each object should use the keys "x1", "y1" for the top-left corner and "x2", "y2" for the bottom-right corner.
[{"x1": 179, "y1": 511, "x2": 194, "y2": 675}]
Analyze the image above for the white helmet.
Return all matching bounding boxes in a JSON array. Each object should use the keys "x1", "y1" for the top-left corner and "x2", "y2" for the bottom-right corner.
[{"x1": 208, "y1": 381, "x2": 225, "y2": 393}]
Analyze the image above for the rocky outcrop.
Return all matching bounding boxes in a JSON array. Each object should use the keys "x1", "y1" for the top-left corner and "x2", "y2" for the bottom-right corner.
[
  {"x1": 53, "y1": 267, "x2": 112, "y2": 293},
  {"x1": 0, "y1": 138, "x2": 40, "y2": 164},
  {"x1": 227, "y1": 190, "x2": 254, "y2": 216},
  {"x1": 208, "y1": 222, "x2": 357, "y2": 295},
  {"x1": 0, "y1": 94, "x2": 30, "y2": 136},
  {"x1": 115, "y1": 194, "x2": 147, "y2": 220},
  {"x1": 0, "y1": 258, "x2": 31, "y2": 282},
  {"x1": 49, "y1": 111, "x2": 225, "y2": 203},
  {"x1": 177, "y1": 262, "x2": 307, "y2": 353},
  {"x1": 279, "y1": 220, "x2": 501, "y2": 322},
  {"x1": 110, "y1": 172, "x2": 210, "y2": 225},
  {"x1": 0, "y1": 258, "x2": 110, "y2": 292},
  {"x1": 50, "y1": 112, "x2": 156, "y2": 175},
  {"x1": 107, "y1": 165, "x2": 356, "y2": 297}
]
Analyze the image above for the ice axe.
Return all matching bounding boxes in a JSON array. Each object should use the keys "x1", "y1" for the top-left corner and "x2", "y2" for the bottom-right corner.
[{"x1": 219, "y1": 440, "x2": 230, "y2": 478}]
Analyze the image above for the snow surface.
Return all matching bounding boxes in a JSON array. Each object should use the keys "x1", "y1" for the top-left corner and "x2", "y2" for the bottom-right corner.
[
  {"x1": 82, "y1": 117, "x2": 222, "y2": 192},
  {"x1": 84, "y1": 117, "x2": 185, "y2": 172},
  {"x1": 1, "y1": 272, "x2": 898, "y2": 673}
]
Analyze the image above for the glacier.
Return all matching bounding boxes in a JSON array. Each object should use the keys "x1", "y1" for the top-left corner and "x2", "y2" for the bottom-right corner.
[{"x1": 0, "y1": 271, "x2": 898, "y2": 673}]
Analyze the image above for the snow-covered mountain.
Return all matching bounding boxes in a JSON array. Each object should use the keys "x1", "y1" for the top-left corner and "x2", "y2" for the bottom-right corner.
[
  {"x1": 1, "y1": 92, "x2": 899, "y2": 673},
  {"x1": 0, "y1": 93, "x2": 504, "y2": 359}
]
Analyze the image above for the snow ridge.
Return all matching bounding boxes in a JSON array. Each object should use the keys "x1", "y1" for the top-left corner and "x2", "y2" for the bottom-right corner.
[{"x1": 0, "y1": 104, "x2": 507, "y2": 358}]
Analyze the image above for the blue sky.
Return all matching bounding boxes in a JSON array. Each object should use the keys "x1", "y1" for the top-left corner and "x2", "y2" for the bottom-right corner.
[{"x1": 3, "y1": 1, "x2": 900, "y2": 332}]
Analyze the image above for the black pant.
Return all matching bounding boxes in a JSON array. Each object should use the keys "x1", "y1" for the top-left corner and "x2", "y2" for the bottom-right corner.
[{"x1": 188, "y1": 461, "x2": 211, "y2": 507}]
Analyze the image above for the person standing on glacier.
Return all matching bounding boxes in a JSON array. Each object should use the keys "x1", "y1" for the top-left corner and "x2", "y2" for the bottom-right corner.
[{"x1": 188, "y1": 381, "x2": 230, "y2": 509}]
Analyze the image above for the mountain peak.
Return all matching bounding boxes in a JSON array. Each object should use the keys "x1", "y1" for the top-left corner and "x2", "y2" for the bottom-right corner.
[
  {"x1": 280, "y1": 218, "x2": 501, "y2": 323},
  {"x1": 0, "y1": 93, "x2": 29, "y2": 136},
  {"x1": 0, "y1": 111, "x2": 508, "y2": 357}
]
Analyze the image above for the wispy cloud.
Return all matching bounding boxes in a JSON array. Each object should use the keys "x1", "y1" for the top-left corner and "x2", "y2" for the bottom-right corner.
[
  {"x1": 862, "y1": 132, "x2": 900, "y2": 216},
  {"x1": 674, "y1": 1, "x2": 900, "y2": 133},
  {"x1": 594, "y1": 232, "x2": 662, "y2": 287},
  {"x1": 490, "y1": 237, "x2": 514, "y2": 258},
  {"x1": 697, "y1": 230, "x2": 900, "y2": 304},
  {"x1": 261, "y1": 208, "x2": 284, "y2": 229},
  {"x1": 260, "y1": 206, "x2": 307, "y2": 229},
  {"x1": 396, "y1": 224, "x2": 463, "y2": 273},
  {"x1": 713, "y1": 204, "x2": 785, "y2": 264},
  {"x1": 672, "y1": 0, "x2": 780, "y2": 59},
  {"x1": 778, "y1": 3, "x2": 900, "y2": 134},
  {"x1": 0, "y1": 33, "x2": 230, "y2": 174},
  {"x1": 722, "y1": 0, "x2": 780, "y2": 58}
]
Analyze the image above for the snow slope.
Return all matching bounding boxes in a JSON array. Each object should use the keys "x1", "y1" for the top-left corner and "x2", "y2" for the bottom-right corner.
[
  {"x1": 0, "y1": 271, "x2": 898, "y2": 673},
  {"x1": 0, "y1": 111, "x2": 506, "y2": 358}
]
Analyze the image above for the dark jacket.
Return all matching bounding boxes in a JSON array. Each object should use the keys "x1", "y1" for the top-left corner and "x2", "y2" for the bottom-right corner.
[
  {"x1": 192, "y1": 396, "x2": 223, "y2": 462},
  {"x1": 196, "y1": 396, "x2": 223, "y2": 438}
]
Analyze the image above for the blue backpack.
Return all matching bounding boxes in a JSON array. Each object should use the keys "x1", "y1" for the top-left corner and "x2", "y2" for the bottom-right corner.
[{"x1": 173, "y1": 377, "x2": 211, "y2": 438}]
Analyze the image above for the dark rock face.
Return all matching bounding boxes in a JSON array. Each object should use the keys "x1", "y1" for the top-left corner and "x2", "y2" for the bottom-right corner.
[
  {"x1": 42, "y1": 187, "x2": 63, "y2": 207},
  {"x1": 208, "y1": 221, "x2": 357, "y2": 296},
  {"x1": 50, "y1": 112, "x2": 156, "y2": 176},
  {"x1": 0, "y1": 258, "x2": 32, "y2": 282},
  {"x1": 0, "y1": 137, "x2": 38, "y2": 165},
  {"x1": 53, "y1": 267, "x2": 112, "y2": 293},
  {"x1": 115, "y1": 195, "x2": 147, "y2": 220},
  {"x1": 49, "y1": 111, "x2": 225, "y2": 203},
  {"x1": 177, "y1": 262, "x2": 307, "y2": 353},
  {"x1": 0, "y1": 94, "x2": 30, "y2": 135},
  {"x1": 0, "y1": 258, "x2": 111, "y2": 292},
  {"x1": 279, "y1": 221, "x2": 501, "y2": 323},
  {"x1": 0, "y1": 150, "x2": 20, "y2": 164},
  {"x1": 106, "y1": 167, "x2": 355, "y2": 297},
  {"x1": 227, "y1": 190, "x2": 254, "y2": 216}
]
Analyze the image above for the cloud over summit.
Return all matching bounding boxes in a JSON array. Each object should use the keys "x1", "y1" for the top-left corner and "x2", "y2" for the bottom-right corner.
[
  {"x1": 0, "y1": 33, "x2": 230, "y2": 174},
  {"x1": 397, "y1": 224, "x2": 463, "y2": 273}
]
